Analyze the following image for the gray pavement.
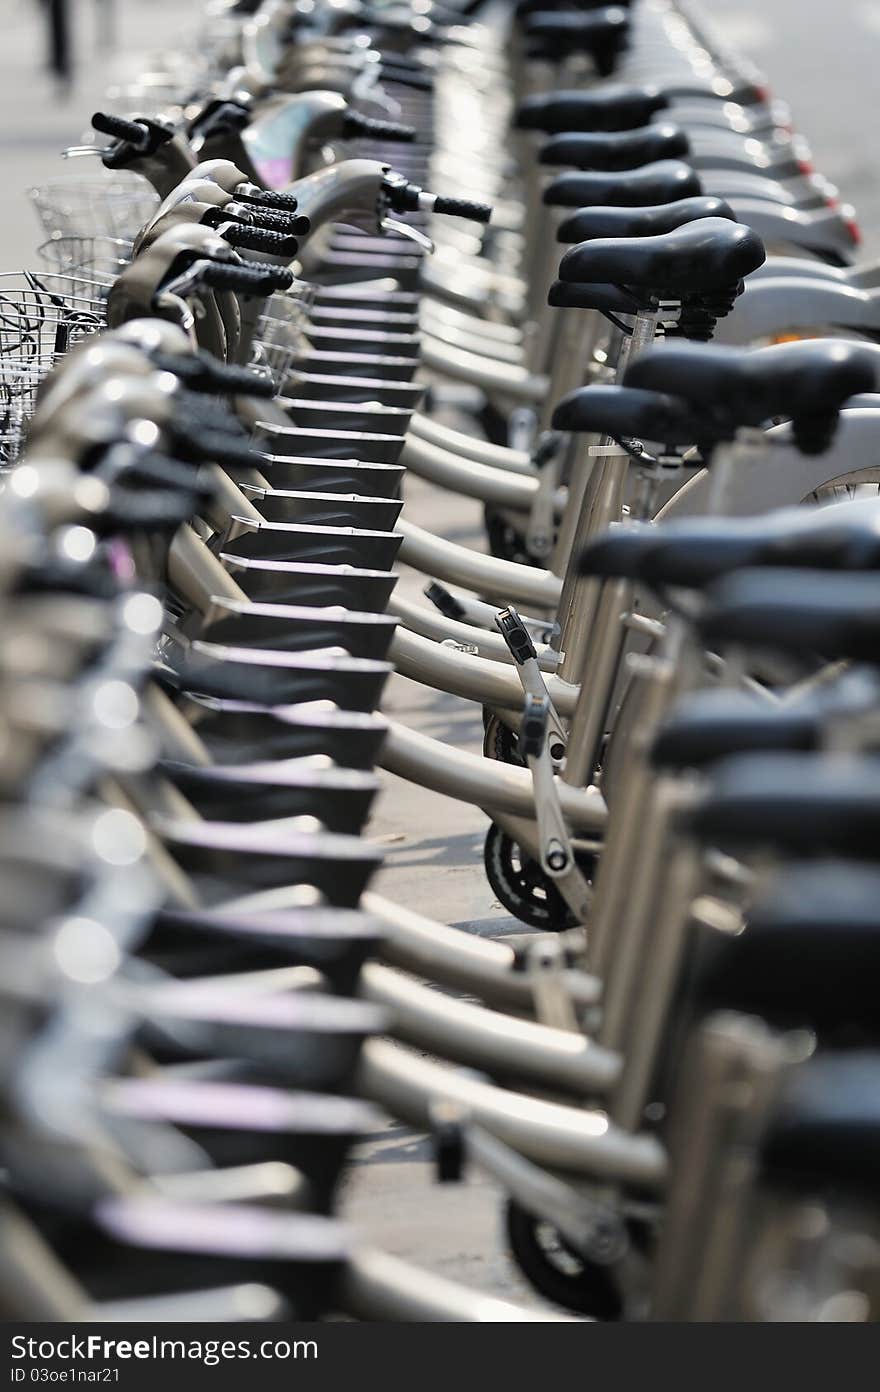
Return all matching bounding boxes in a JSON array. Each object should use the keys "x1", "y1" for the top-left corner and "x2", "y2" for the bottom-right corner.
[
  {"x1": 698, "y1": 0, "x2": 880, "y2": 251},
  {"x1": 0, "y1": 0, "x2": 190, "y2": 267}
]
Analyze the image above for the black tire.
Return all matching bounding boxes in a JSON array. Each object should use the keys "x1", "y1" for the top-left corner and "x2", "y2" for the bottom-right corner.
[
  {"x1": 482, "y1": 713, "x2": 522, "y2": 765},
  {"x1": 505, "y1": 1200, "x2": 624, "y2": 1319},
  {"x1": 483, "y1": 823, "x2": 577, "y2": 931}
]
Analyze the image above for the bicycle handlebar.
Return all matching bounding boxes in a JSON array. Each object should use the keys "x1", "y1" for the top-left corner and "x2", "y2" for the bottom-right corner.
[
  {"x1": 168, "y1": 420, "x2": 264, "y2": 471},
  {"x1": 102, "y1": 487, "x2": 202, "y2": 535},
  {"x1": 222, "y1": 224, "x2": 300, "y2": 257},
  {"x1": 91, "y1": 111, "x2": 151, "y2": 148},
  {"x1": 226, "y1": 202, "x2": 311, "y2": 236},
  {"x1": 431, "y1": 195, "x2": 492, "y2": 223},
  {"x1": 383, "y1": 173, "x2": 492, "y2": 224},
  {"x1": 233, "y1": 186, "x2": 302, "y2": 214},
  {"x1": 151, "y1": 351, "x2": 275, "y2": 398},
  {"x1": 342, "y1": 111, "x2": 417, "y2": 143},
  {"x1": 198, "y1": 260, "x2": 294, "y2": 295}
]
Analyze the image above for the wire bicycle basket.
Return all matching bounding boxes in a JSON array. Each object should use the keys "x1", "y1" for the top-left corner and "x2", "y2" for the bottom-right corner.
[
  {"x1": 0, "y1": 271, "x2": 106, "y2": 467},
  {"x1": 29, "y1": 171, "x2": 159, "y2": 244},
  {"x1": 36, "y1": 233, "x2": 133, "y2": 305},
  {"x1": 252, "y1": 281, "x2": 316, "y2": 389}
]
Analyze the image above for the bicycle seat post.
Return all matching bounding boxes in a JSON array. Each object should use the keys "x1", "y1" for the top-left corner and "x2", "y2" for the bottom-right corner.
[
  {"x1": 702, "y1": 426, "x2": 767, "y2": 516},
  {"x1": 554, "y1": 303, "x2": 661, "y2": 685}
]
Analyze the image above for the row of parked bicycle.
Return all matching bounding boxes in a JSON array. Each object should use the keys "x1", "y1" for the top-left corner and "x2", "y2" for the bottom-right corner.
[{"x1": 2, "y1": 0, "x2": 879, "y2": 1322}]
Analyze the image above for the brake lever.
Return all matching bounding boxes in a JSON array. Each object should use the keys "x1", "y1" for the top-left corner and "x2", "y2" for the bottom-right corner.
[{"x1": 378, "y1": 216, "x2": 435, "y2": 253}]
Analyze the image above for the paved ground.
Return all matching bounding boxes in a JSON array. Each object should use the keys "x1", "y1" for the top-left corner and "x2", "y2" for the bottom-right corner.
[
  {"x1": 0, "y1": 0, "x2": 875, "y2": 1318},
  {"x1": 697, "y1": 0, "x2": 880, "y2": 250},
  {"x1": 0, "y1": 0, "x2": 190, "y2": 267}
]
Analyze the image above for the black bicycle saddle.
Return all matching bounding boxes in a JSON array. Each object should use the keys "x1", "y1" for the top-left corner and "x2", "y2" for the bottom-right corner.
[
  {"x1": 221, "y1": 517, "x2": 403, "y2": 571},
  {"x1": 198, "y1": 596, "x2": 397, "y2": 661},
  {"x1": 650, "y1": 688, "x2": 827, "y2": 769},
  {"x1": 760, "y1": 1053, "x2": 880, "y2": 1197},
  {"x1": 544, "y1": 160, "x2": 702, "y2": 208},
  {"x1": 682, "y1": 750, "x2": 880, "y2": 856},
  {"x1": 693, "y1": 880, "x2": 880, "y2": 1037},
  {"x1": 516, "y1": 84, "x2": 668, "y2": 134},
  {"x1": 698, "y1": 568, "x2": 880, "y2": 663},
  {"x1": 579, "y1": 498, "x2": 880, "y2": 587},
  {"x1": 551, "y1": 383, "x2": 703, "y2": 442},
  {"x1": 625, "y1": 340, "x2": 877, "y2": 452},
  {"x1": 134, "y1": 979, "x2": 382, "y2": 1091},
  {"x1": 525, "y1": 8, "x2": 629, "y2": 74},
  {"x1": 547, "y1": 279, "x2": 644, "y2": 314},
  {"x1": 540, "y1": 124, "x2": 689, "y2": 170},
  {"x1": 749, "y1": 861, "x2": 880, "y2": 938},
  {"x1": 557, "y1": 196, "x2": 734, "y2": 244},
  {"x1": 649, "y1": 665, "x2": 878, "y2": 766},
  {"x1": 559, "y1": 217, "x2": 765, "y2": 296}
]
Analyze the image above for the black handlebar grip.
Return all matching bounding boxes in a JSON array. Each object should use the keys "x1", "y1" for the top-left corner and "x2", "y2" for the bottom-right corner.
[
  {"x1": 223, "y1": 224, "x2": 299, "y2": 257},
  {"x1": 379, "y1": 63, "x2": 433, "y2": 92},
  {"x1": 105, "y1": 488, "x2": 202, "y2": 535},
  {"x1": 343, "y1": 111, "x2": 417, "y2": 142},
  {"x1": 115, "y1": 450, "x2": 201, "y2": 493},
  {"x1": 234, "y1": 186, "x2": 302, "y2": 214},
  {"x1": 151, "y1": 351, "x2": 275, "y2": 399},
  {"x1": 432, "y1": 196, "x2": 492, "y2": 224},
  {"x1": 199, "y1": 260, "x2": 294, "y2": 295},
  {"x1": 91, "y1": 111, "x2": 151, "y2": 146},
  {"x1": 228, "y1": 203, "x2": 311, "y2": 236},
  {"x1": 174, "y1": 395, "x2": 249, "y2": 442},
  {"x1": 169, "y1": 420, "x2": 265, "y2": 472}
]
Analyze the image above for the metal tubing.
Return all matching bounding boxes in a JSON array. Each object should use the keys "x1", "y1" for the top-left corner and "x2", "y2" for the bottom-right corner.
[
  {"x1": 396, "y1": 519, "x2": 561, "y2": 609},
  {"x1": 419, "y1": 336, "x2": 549, "y2": 405},
  {"x1": 410, "y1": 415, "x2": 535, "y2": 474},
  {"x1": 378, "y1": 719, "x2": 607, "y2": 832},
  {"x1": 363, "y1": 892, "x2": 601, "y2": 1012},
  {"x1": 556, "y1": 308, "x2": 659, "y2": 681},
  {"x1": 561, "y1": 578, "x2": 632, "y2": 789},
  {"x1": 356, "y1": 1039, "x2": 667, "y2": 1186},
  {"x1": 716, "y1": 277, "x2": 880, "y2": 345},
  {"x1": 388, "y1": 593, "x2": 559, "y2": 670},
  {"x1": 402, "y1": 433, "x2": 565, "y2": 513},
  {"x1": 0, "y1": 1204, "x2": 86, "y2": 1320},
  {"x1": 168, "y1": 525, "x2": 248, "y2": 612},
  {"x1": 389, "y1": 628, "x2": 578, "y2": 715},
  {"x1": 341, "y1": 1248, "x2": 573, "y2": 1322},
  {"x1": 359, "y1": 962, "x2": 621, "y2": 1095}
]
